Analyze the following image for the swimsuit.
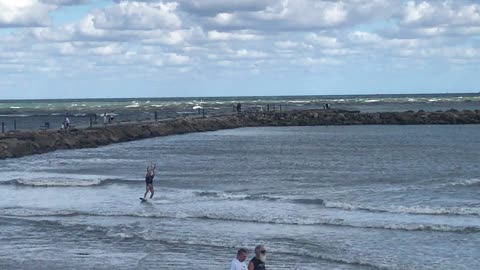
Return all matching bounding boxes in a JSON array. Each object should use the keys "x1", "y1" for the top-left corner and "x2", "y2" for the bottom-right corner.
[{"x1": 145, "y1": 175, "x2": 154, "y2": 185}]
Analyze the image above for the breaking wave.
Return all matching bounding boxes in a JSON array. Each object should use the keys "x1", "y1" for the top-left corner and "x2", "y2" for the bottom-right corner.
[
  {"x1": 193, "y1": 191, "x2": 480, "y2": 217},
  {"x1": 322, "y1": 201, "x2": 480, "y2": 216},
  {"x1": 0, "y1": 178, "x2": 140, "y2": 187},
  {"x1": 194, "y1": 215, "x2": 480, "y2": 233},
  {"x1": 0, "y1": 216, "x2": 390, "y2": 269},
  {"x1": 442, "y1": 178, "x2": 480, "y2": 187},
  {"x1": 291, "y1": 199, "x2": 480, "y2": 217},
  {"x1": 1, "y1": 208, "x2": 478, "y2": 233},
  {"x1": 194, "y1": 191, "x2": 281, "y2": 201}
]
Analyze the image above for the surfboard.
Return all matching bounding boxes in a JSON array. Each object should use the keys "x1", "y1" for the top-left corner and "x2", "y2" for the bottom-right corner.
[{"x1": 139, "y1": 198, "x2": 148, "y2": 202}]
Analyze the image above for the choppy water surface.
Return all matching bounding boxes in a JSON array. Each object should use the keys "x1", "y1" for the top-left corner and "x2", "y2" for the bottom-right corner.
[
  {"x1": 1, "y1": 93, "x2": 480, "y2": 131},
  {"x1": 1, "y1": 125, "x2": 479, "y2": 269}
]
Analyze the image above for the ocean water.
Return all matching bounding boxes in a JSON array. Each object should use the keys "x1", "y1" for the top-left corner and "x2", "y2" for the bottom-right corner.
[
  {"x1": 0, "y1": 125, "x2": 479, "y2": 269},
  {"x1": 0, "y1": 93, "x2": 479, "y2": 130}
]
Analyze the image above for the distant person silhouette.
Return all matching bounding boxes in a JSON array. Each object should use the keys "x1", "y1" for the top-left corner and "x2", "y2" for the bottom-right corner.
[
  {"x1": 103, "y1": 113, "x2": 108, "y2": 126},
  {"x1": 144, "y1": 163, "x2": 156, "y2": 199},
  {"x1": 63, "y1": 117, "x2": 70, "y2": 129}
]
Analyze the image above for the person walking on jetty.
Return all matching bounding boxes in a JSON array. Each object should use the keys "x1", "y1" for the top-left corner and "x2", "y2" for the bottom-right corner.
[
  {"x1": 230, "y1": 248, "x2": 248, "y2": 270},
  {"x1": 248, "y1": 245, "x2": 267, "y2": 270},
  {"x1": 108, "y1": 112, "x2": 114, "y2": 123},
  {"x1": 144, "y1": 163, "x2": 156, "y2": 199},
  {"x1": 63, "y1": 116, "x2": 71, "y2": 129},
  {"x1": 103, "y1": 113, "x2": 108, "y2": 126}
]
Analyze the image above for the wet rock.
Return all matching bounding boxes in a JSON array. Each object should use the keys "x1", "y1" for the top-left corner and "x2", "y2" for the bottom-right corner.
[{"x1": 1, "y1": 109, "x2": 479, "y2": 159}]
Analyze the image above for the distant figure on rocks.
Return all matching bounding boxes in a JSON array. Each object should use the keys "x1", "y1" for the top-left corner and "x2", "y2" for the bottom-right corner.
[
  {"x1": 237, "y1": 103, "x2": 242, "y2": 113},
  {"x1": 109, "y1": 112, "x2": 115, "y2": 123},
  {"x1": 144, "y1": 163, "x2": 156, "y2": 199},
  {"x1": 323, "y1": 103, "x2": 331, "y2": 110},
  {"x1": 230, "y1": 248, "x2": 248, "y2": 270},
  {"x1": 63, "y1": 117, "x2": 71, "y2": 129},
  {"x1": 248, "y1": 245, "x2": 266, "y2": 270},
  {"x1": 103, "y1": 113, "x2": 108, "y2": 126}
]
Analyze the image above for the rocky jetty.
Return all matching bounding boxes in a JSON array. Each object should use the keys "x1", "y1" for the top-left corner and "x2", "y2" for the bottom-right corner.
[{"x1": 1, "y1": 109, "x2": 479, "y2": 159}]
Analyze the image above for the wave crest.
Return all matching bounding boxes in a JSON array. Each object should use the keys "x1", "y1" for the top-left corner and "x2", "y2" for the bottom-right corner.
[
  {"x1": 0, "y1": 178, "x2": 140, "y2": 187},
  {"x1": 322, "y1": 201, "x2": 480, "y2": 217},
  {"x1": 2, "y1": 208, "x2": 478, "y2": 234},
  {"x1": 445, "y1": 178, "x2": 480, "y2": 187}
]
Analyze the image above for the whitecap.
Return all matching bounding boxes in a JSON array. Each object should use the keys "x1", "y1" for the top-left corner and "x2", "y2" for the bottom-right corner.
[{"x1": 322, "y1": 201, "x2": 480, "y2": 216}]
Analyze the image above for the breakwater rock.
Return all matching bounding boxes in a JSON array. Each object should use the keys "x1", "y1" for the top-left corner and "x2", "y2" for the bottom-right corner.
[{"x1": 1, "y1": 109, "x2": 479, "y2": 159}]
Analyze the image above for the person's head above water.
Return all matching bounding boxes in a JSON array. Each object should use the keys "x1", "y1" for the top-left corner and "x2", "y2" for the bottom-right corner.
[{"x1": 254, "y1": 245, "x2": 267, "y2": 262}]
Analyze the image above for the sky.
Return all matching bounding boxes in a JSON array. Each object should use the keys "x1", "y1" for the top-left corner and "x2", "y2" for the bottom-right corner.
[{"x1": 0, "y1": 0, "x2": 479, "y2": 99}]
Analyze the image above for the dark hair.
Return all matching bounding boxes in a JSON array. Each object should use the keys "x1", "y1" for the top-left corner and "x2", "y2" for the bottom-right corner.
[{"x1": 237, "y1": 248, "x2": 248, "y2": 255}]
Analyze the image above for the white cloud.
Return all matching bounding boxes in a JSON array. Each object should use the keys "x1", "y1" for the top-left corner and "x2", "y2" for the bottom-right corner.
[
  {"x1": 306, "y1": 33, "x2": 341, "y2": 48},
  {"x1": 234, "y1": 49, "x2": 269, "y2": 59},
  {"x1": 78, "y1": 13, "x2": 107, "y2": 37},
  {"x1": 417, "y1": 47, "x2": 480, "y2": 59},
  {"x1": 402, "y1": 1, "x2": 436, "y2": 26},
  {"x1": 204, "y1": 0, "x2": 401, "y2": 31},
  {"x1": 300, "y1": 57, "x2": 342, "y2": 66},
  {"x1": 56, "y1": 42, "x2": 76, "y2": 55},
  {"x1": 1, "y1": 0, "x2": 480, "y2": 91},
  {"x1": 142, "y1": 28, "x2": 205, "y2": 45},
  {"x1": 402, "y1": 1, "x2": 480, "y2": 27},
  {"x1": 211, "y1": 13, "x2": 236, "y2": 26},
  {"x1": 275, "y1": 40, "x2": 301, "y2": 49},
  {"x1": 41, "y1": 0, "x2": 88, "y2": 5},
  {"x1": 0, "y1": 0, "x2": 55, "y2": 27},
  {"x1": 207, "y1": 30, "x2": 261, "y2": 41},
  {"x1": 320, "y1": 48, "x2": 357, "y2": 56},
  {"x1": 92, "y1": 1, "x2": 182, "y2": 30},
  {"x1": 247, "y1": 0, "x2": 350, "y2": 29},
  {"x1": 177, "y1": 0, "x2": 275, "y2": 14},
  {"x1": 166, "y1": 53, "x2": 190, "y2": 65},
  {"x1": 348, "y1": 31, "x2": 383, "y2": 44},
  {"x1": 90, "y1": 43, "x2": 124, "y2": 55}
]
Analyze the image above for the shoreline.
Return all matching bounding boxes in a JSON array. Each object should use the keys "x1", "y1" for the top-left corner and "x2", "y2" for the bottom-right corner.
[{"x1": 1, "y1": 109, "x2": 479, "y2": 159}]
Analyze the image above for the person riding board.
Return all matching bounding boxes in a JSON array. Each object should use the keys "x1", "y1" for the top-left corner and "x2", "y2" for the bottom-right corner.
[{"x1": 144, "y1": 163, "x2": 156, "y2": 199}]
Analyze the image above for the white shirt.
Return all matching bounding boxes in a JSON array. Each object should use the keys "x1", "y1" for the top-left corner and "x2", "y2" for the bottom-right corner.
[{"x1": 230, "y1": 258, "x2": 247, "y2": 270}]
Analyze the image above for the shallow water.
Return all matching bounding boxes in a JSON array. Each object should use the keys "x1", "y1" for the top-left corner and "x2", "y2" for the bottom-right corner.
[{"x1": 1, "y1": 125, "x2": 479, "y2": 269}]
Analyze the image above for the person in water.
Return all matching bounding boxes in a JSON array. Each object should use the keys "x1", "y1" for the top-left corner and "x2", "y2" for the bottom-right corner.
[
  {"x1": 248, "y1": 245, "x2": 266, "y2": 270},
  {"x1": 144, "y1": 163, "x2": 156, "y2": 199}
]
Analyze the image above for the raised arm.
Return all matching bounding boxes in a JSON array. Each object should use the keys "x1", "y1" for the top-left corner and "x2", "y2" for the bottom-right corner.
[{"x1": 152, "y1": 165, "x2": 156, "y2": 176}]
